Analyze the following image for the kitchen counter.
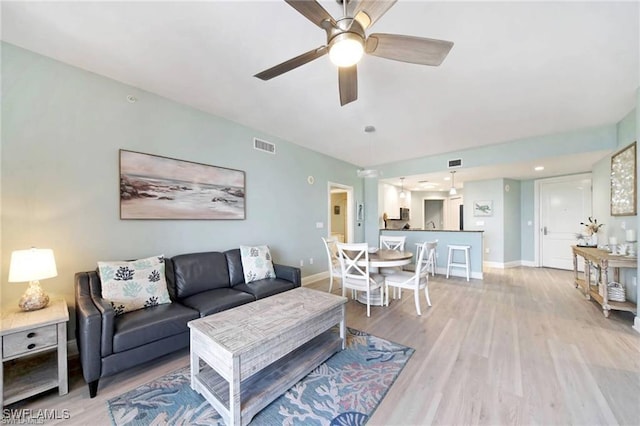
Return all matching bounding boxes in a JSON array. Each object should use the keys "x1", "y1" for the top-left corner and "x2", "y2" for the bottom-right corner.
[
  {"x1": 380, "y1": 229, "x2": 484, "y2": 279},
  {"x1": 382, "y1": 229, "x2": 484, "y2": 233}
]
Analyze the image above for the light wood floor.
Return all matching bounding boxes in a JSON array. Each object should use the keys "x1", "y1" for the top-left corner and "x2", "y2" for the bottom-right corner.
[{"x1": 8, "y1": 267, "x2": 640, "y2": 425}]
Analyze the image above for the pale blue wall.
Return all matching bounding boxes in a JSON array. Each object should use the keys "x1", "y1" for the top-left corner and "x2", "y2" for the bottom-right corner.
[
  {"x1": 378, "y1": 125, "x2": 617, "y2": 179},
  {"x1": 464, "y1": 179, "x2": 503, "y2": 263},
  {"x1": 503, "y1": 179, "x2": 521, "y2": 263},
  {"x1": 1, "y1": 43, "x2": 364, "y2": 311},
  {"x1": 618, "y1": 109, "x2": 637, "y2": 144}
]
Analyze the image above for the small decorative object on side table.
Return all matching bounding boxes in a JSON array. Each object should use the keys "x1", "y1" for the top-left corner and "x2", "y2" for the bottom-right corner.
[
  {"x1": 1, "y1": 299, "x2": 69, "y2": 409},
  {"x1": 578, "y1": 217, "x2": 604, "y2": 247}
]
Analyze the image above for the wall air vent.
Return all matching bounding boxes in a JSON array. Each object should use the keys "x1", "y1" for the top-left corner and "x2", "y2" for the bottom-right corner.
[
  {"x1": 253, "y1": 137, "x2": 276, "y2": 154},
  {"x1": 448, "y1": 158, "x2": 463, "y2": 168}
]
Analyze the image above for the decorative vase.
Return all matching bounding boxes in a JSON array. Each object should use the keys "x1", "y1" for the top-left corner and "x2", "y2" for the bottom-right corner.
[{"x1": 590, "y1": 234, "x2": 598, "y2": 246}]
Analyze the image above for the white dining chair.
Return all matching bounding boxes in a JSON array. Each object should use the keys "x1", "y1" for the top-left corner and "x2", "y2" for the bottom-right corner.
[
  {"x1": 403, "y1": 240, "x2": 438, "y2": 277},
  {"x1": 379, "y1": 235, "x2": 406, "y2": 251},
  {"x1": 420, "y1": 240, "x2": 438, "y2": 276},
  {"x1": 379, "y1": 235, "x2": 406, "y2": 278},
  {"x1": 384, "y1": 241, "x2": 432, "y2": 316},
  {"x1": 336, "y1": 242, "x2": 385, "y2": 317},
  {"x1": 321, "y1": 237, "x2": 341, "y2": 293}
]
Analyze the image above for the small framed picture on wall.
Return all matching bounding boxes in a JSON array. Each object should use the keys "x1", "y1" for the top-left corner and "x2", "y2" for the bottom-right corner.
[
  {"x1": 334, "y1": 205, "x2": 340, "y2": 215},
  {"x1": 473, "y1": 200, "x2": 493, "y2": 216}
]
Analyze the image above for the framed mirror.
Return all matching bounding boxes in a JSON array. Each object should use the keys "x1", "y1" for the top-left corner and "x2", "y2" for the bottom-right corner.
[{"x1": 610, "y1": 141, "x2": 637, "y2": 216}]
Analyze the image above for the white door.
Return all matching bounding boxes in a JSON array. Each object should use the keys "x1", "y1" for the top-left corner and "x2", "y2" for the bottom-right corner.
[{"x1": 538, "y1": 174, "x2": 591, "y2": 270}]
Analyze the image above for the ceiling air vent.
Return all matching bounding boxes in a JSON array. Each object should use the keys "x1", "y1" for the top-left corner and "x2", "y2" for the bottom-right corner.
[
  {"x1": 253, "y1": 137, "x2": 276, "y2": 154},
  {"x1": 448, "y1": 158, "x2": 462, "y2": 168}
]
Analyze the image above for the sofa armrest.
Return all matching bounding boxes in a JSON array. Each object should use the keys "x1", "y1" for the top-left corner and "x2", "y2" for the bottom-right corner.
[
  {"x1": 85, "y1": 271, "x2": 115, "y2": 357},
  {"x1": 274, "y1": 263, "x2": 301, "y2": 287},
  {"x1": 75, "y1": 272, "x2": 103, "y2": 385},
  {"x1": 92, "y1": 296, "x2": 115, "y2": 357}
]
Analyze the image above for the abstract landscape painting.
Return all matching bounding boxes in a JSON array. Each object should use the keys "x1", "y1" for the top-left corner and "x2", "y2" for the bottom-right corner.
[{"x1": 120, "y1": 150, "x2": 245, "y2": 220}]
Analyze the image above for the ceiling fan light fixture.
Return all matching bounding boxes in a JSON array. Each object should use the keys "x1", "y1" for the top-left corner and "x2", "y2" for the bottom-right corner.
[
  {"x1": 354, "y1": 11, "x2": 371, "y2": 30},
  {"x1": 329, "y1": 33, "x2": 364, "y2": 67}
]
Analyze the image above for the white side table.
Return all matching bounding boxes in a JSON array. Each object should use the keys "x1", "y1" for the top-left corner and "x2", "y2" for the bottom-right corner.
[{"x1": 1, "y1": 299, "x2": 69, "y2": 409}]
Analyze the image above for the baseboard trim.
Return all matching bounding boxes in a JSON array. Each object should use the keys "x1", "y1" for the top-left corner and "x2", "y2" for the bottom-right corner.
[
  {"x1": 437, "y1": 267, "x2": 483, "y2": 280},
  {"x1": 521, "y1": 260, "x2": 536, "y2": 267},
  {"x1": 302, "y1": 271, "x2": 328, "y2": 286},
  {"x1": 483, "y1": 260, "x2": 530, "y2": 269},
  {"x1": 634, "y1": 316, "x2": 640, "y2": 335}
]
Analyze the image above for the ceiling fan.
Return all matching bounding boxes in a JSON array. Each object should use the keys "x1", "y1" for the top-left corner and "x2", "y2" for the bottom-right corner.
[{"x1": 254, "y1": 0, "x2": 454, "y2": 106}]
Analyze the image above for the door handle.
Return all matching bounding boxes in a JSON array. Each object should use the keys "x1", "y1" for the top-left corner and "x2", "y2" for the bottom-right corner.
[{"x1": 543, "y1": 226, "x2": 548, "y2": 235}]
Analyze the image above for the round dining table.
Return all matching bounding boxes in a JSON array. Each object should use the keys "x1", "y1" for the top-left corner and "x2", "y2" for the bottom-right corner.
[{"x1": 355, "y1": 249, "x2": 413, "y2": 306}]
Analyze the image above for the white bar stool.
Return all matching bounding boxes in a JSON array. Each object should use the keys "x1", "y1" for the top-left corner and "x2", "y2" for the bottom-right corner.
[{"x1": 446, "y1": 245, "x2": 471, "y2": 281}]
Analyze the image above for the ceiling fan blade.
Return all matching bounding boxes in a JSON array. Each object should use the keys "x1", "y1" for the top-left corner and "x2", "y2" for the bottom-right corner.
[
  {"x1": 254, "y1": 46, "x2": 328, "y2": 80},
  {"x1": 338, "y1": 65, "x2": 358, "y2": 106},
  {"x1": 285, "y1": 0, "x2": 336, "y2": 29},
  {"x1": 352, "y1": 0, "x2": 397, "y2": 29},
  {"x1": 366, "y1": 33, "x2": 454, "y2": 66}
]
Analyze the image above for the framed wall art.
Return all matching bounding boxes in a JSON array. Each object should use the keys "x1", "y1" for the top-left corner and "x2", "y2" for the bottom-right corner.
[
  {"x1": 119, "y1": 149, "x2": 245, "y2": 220},
  {"x1": 610, "y1": 142, "x2": 636, "y2": 216},
  {"x1": 473, "y1": 200, "x2": 493, "y2": 217},
  {"x1": 356, "y1": 203, "x2": 364, "y2": 222}
]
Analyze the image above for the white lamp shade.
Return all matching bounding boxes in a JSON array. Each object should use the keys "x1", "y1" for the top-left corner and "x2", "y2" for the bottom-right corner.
[
  {"x1": 329, "y1": 34, "x2": 364, "y2": 67},
  {"x1": 8, "y1": 248, "x2": 58, "y2": 282}
]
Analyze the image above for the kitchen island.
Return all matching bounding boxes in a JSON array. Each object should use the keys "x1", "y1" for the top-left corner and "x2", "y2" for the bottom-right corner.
[{"x1": 380, "y1": 229, "x2": 484, "y2": 280}]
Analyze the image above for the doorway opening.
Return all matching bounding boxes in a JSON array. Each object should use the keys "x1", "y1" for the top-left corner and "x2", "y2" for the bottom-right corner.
[
  {"x1": 423, "y1": 199, "x2": 444, "y2": 229},
  {"x1": 328, "y1": 182, "x2": 354, "y2": 243},
  {"x1": 424, "y1": 196, "x2": 463, "y2": 230}
]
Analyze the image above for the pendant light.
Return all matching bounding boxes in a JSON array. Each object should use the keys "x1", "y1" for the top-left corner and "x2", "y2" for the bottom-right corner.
[
  {"x1": 399, "y1": 177, "x2": 406, "y2": 198},
  {"x1": 449, "y1": 171, "x2": 457, "y2": 195}
]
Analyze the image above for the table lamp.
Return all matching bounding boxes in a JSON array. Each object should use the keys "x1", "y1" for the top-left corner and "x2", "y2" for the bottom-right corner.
[{"x1": 8, "y1": 248, "x2": 57, "y2": 311}]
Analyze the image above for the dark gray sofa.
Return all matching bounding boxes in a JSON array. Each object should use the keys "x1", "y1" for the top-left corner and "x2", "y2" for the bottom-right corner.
[{"x1": 75, "y1": 248, "x2": 301, "y2": 398}]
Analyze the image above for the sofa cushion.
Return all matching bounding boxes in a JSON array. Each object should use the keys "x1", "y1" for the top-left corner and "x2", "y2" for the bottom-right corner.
[
  {"x1": 234, "y1": 278, "x2": 296, "y2": 300},
  {"x1": 240, "y1": 245, "x2": 275, "y2": 283},
  {"x1": 180, "y1": 288, "x2": 255, "y2": 317},
  {"x1": 98, "y1": 255, "x2": 171, "y2": 315},
  {"x1": 170, "y1": 252, "x2": 231, "y2": 299},
  {"x1": 112, "y1": 302, "x2": 199, "y2": 353}
]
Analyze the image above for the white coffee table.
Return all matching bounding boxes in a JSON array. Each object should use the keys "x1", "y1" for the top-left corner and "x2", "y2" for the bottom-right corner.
[{"x1": 188, "y1": 287, "x2": 347, "y2": 426}]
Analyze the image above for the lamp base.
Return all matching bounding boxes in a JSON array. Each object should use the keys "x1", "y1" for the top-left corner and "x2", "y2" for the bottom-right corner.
[{"x1": 18, "y1": 280, "x2": 50, "y2": 311}]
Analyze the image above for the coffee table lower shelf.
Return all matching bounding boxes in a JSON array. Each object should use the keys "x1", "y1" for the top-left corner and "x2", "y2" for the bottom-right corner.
[{"x1": 192, "y1": 330, "x2": 342, "y2": 425}]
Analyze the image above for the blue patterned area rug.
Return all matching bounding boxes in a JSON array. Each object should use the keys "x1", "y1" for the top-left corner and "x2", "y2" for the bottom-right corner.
[{"x1": 108, "y1": 328, "x2": 413, "y2": 425}]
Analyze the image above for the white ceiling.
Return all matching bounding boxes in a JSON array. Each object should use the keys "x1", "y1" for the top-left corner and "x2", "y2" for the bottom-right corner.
[{"x1": 2, "y1": 1, "x2": 638, "y2": 179}]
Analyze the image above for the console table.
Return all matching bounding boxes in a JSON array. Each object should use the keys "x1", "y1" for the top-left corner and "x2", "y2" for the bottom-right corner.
[{"x1": 571, "y1": 246, "x2": 637, "y2": 317}]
